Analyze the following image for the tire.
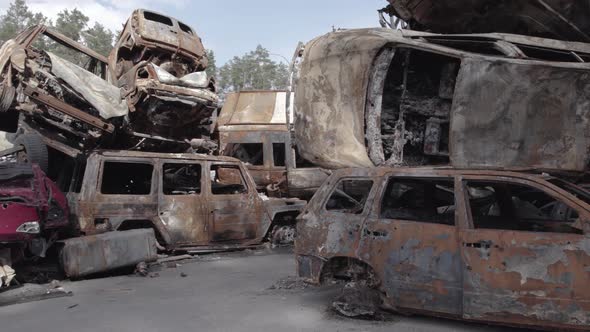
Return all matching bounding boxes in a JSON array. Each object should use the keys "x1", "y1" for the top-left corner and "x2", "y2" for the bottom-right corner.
[{"x1": 15, "y1": 133, "x2": 49, "y2": 173}]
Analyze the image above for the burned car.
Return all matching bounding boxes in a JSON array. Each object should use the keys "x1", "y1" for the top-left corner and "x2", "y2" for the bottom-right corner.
[
  {"x1": 293, "y1": 28, "x2": 590, "y2": 172},
  {"x1": 217, "y1": 90, "x2": 329, "y2": 198},
  {"x1": 0, "y1": 162, "x2": 70, "y2": 268},
  {"x1": 295, "y1": 167, "x2": 590, "y2": 330},
  {"x1": 66, "y1": 150, "x2": 305, "y2": 251},
  {"x1": 0, "y1": 25, "x2": 125, "y2": 163},
  {"x1": 110, "y1": 9, "x2": 218, "y2": 143}
]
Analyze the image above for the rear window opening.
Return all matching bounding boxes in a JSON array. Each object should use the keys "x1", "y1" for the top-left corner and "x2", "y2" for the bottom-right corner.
[
  {"x1": 178, "y1": 22, "x2": 193, "y2": 34},
  {"x1": 144, "y1": 11, "x2": 173, "y2": 26},
  {"x1": 366, "y1": 47, "x2": 458, "y2": 166},
  {"x1": 223, "y1": 143, "x2": 264, "y2": 166},
  {"x1": 380, "y1": 178, "x2": 455, "y2": 225},
  {"x1": 100, "y1": 162, "x2": 153, "y2": 195}
]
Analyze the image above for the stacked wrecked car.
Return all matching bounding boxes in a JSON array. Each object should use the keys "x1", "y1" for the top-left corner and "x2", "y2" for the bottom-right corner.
[
  {"x1": 0, "y1": 9, "x2": 219, "y2": 160},
  {"x1": 0, "y1": 9, "x2": 305, "y2": 283}
]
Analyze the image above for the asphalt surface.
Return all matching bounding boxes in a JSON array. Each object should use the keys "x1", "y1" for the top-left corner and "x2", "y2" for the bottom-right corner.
[{"x1": 0, "y1": 248, "x2": 530, "y2": 332}]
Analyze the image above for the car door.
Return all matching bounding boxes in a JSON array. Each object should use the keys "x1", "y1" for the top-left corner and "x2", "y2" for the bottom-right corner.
[
  {"x1": 359, "y1": 175, "x2": 462, "y2": 315},
  {"x1": 88, "y1": 158, "x2": 157, "y2": 230},
  {"x1": 206, "y1": 162, "x2": 262, "y2": 242},
  {"x1": 157, "y1": 160, "x2": 208, "y2": 246},
  {"x1": 309, "y1": 176, "x2": 375, "y2": 258},
  {"x1": 459, "y1": 177, "x2": 590, "y2": 328}
]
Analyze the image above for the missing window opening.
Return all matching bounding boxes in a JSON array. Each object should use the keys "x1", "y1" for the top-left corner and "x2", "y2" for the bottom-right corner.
[
  {"x1": 163, "y1": 163, "x2": 201, "y2": 195},
  {"x1": 210, "y1": 165, "x2": 247, "y2": 195},
  {"x1": 380, "y1": 178, "x2": 455, "y2": 225},
  {"x1": 100, "y1": 162, "x2": 153, "y2": 195},
  {"x1": 326, "y1": 179, "x2": 373, "y2": 214},
  {"x1": 144, "y1": 11, "x2": 173, "y2": 26}
]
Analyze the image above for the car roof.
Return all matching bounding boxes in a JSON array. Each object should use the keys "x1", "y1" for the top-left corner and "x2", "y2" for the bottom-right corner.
[
  {"x1": 329, "y1": 166, "x2": 557, "y2": 182},
  {"x1": 92, "y1": 150, "x2": 241, "y2": 163}
]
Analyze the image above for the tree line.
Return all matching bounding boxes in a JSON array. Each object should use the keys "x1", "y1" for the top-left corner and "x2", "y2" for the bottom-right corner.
[{"x1": 0, "y1": 0, "x2": 289, "y2": 94}]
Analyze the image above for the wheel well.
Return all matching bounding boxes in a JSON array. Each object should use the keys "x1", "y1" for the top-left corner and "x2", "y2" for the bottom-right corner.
[
  {"x1": 117, "y1": 219, "x2": 166, "y2": 245},
  {"x1": 320, "y1": 257, "x2": 379, "y2": 287}
]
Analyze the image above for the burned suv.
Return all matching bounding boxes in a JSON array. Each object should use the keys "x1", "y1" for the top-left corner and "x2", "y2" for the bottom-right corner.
[
  {"x1": 296, "y1": 167, "x2": 590, "y2": 330},
  {"x1": 67, "y1": 151, "x2": 305, "y2": 251}
]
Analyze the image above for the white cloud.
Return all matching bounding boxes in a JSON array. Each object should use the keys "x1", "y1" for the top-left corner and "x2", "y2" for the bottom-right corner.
[{"x1": 0, "y1": 0, "x2": 189, "y2": 32}]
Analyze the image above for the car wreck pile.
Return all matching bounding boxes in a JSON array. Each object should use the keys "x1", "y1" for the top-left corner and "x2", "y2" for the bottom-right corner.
[
  {"x1": 0, "y1": 1, "x2": 590, "y2": 331},
  {"x1": 0, "y1": 9, "x2": 304, "y2": 285}
]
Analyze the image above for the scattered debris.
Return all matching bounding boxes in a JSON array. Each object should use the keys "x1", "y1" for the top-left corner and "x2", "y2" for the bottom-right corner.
[
  {"x1": 0, "y1": 264, "x2": 16, "y2": 288},
  {"x1": 134, "y1": 262, "x2": 148, "y2": 277},
  {"x1": 67, "y1": 303, "x2": 78, "y2": 309},
  {"x1": 268, "y1": 276, "x2": 310, "y2": 291},
  {"x1": 0, "y1": 282, "x2": 72, "y2": 307},
  {"x1": 331, "y1": 282, "x2": 382, "y2": 318},
  {"x1": 180, "y1": 272, "x2": 187, "y2": 278}
]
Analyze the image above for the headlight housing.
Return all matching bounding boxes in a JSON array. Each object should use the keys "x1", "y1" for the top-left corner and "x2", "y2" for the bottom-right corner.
[{"x1": 16, "y1": 221, "x2": 40, "y2": 234}]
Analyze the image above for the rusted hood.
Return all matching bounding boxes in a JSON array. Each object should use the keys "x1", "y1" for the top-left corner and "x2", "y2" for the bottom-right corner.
[{"x1": 386, "y1": 0, "x2": 590, "y2": 42}]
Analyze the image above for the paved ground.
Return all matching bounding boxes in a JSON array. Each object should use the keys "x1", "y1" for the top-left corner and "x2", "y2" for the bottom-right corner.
[{"x1": 0, "y1": 248, "x2": 531, "y2": 332}]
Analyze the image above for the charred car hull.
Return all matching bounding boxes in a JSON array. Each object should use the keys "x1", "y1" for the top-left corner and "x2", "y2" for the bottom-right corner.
[
  {"x1": 296, "y1": 167, "x2": 590, "y2": 330},
  {"x1": 293, "y1": 28, "x2": 590, "y2": 172}
]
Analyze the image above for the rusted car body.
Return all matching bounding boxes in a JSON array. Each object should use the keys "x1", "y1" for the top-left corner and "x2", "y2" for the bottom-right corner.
[
  {"x1": 66, "y1": 150, "x2": 305, "y2": 250},
  {"x1": 109, "y1": 9, "x2": 218, "y2": 143},
  {"x1": 218, "y1": 90, "x2": 329, "y2": 198},
  {"x1": 293, "y1": 28, "x2": 590, "y2": 172},
  {"x1": 296, "y1": 167, "x2": 590, "y2": 330},
  {"x1": 384, "y1": 0, "x2": 590, "y2": 43}
]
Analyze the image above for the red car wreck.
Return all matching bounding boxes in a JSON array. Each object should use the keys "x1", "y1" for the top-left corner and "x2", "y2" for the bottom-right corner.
[
  {"x1": 0, "y1": 162, "x2": 69, "y2": 267},
  {"x1": 295, "y1": 167, "x2": 590, "y2": 330}
]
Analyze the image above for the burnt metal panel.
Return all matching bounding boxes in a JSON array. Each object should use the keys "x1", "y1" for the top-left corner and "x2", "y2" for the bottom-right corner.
[
  {"x1": 60, "y1": 229, "x2": 158, "y2": 278},
  {"x1": 450, "y1": 58, "x2": 590, "y2": 172}
]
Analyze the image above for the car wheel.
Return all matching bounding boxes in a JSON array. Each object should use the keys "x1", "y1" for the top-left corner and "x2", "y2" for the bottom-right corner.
[{"x1": 15, "y1": 133, "x2": 49, "y2": 173}]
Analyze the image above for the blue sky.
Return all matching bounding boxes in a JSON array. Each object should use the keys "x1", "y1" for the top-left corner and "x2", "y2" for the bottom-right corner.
[
  {"x1": 186, "y1": 0, "x2": 386, "y2": 65},
  {"x1": 0, "y1": 0, "x2": 386, "y2": 65}
]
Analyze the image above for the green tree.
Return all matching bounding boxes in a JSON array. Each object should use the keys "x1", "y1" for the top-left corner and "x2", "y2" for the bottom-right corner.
[
  {"x1": 205, "y1": 49, "x2": 217, "y2": 78},
  {"x1": 54, "y1": 8, "x2": 88, "y2": 41},
  {"x1": 218, "y1": 45, "x2": 289, "y2": 93},
  {"x1": 0, "y1": 0, "x2": 48, "y2": 44},
  {"x1": 84, "y1": 22, "x2": 114, "y2": 56}
]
